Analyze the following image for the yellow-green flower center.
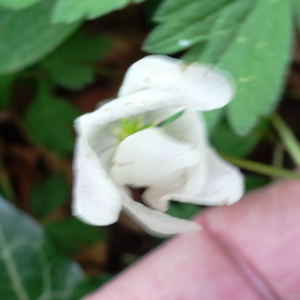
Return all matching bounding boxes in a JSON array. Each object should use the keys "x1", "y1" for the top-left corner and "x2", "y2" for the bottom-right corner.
[{"x1": 117, "y1": 115, "x2": 155, "y2": 143}]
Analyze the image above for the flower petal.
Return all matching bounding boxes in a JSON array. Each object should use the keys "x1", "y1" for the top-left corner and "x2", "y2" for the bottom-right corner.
[
  {"x1": 72, "y1": 136, "x2": 122, "y2": 225},
  {"x1": 175, "y1": 63, "x2": 234, "y2": 111},
  {"x1": 164, "y1": 108, "x2": 207, "y2": 147},
  {"x1": 75, "y1": 89, "x2": 183, "y2": 132},
  {"x1": 197, "y1": 148, "x2": 244, "y2": 205},
  {"x1": 170, "y1": 148, "x2": 244, "y2": 206},
  {"x1": 110, "y1": 127, "x2": 201, "y2": 187},
  {"x1": 142, "y1": 178, "x2": 177, "y2": 212},
  {"x1": 118, "y1": 55, "x2": 234, "y2": 111},
  {"x1": 164, "y1": 108, "x2": 208, "y2": 195},
  {"x1": 118, "y1": 55, "x2": 182, "y2": 97},
  {"x1": 121, "y1": 193, "x2": 202, "y2": 237},
  {"x1": 142, "y1": 186, "x2": 170, "y2": 211}
]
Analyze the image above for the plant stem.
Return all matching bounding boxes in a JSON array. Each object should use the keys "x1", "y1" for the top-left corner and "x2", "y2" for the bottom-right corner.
[
  {"x1": 271, "y1": 114, "x2": 300, "y2": 167},
  {"x1": 272, "y1": 143, "x2": 284, "y2": 169},
  {"x1": 222, "y1": 154, "x2": 300, "y2": 181}
]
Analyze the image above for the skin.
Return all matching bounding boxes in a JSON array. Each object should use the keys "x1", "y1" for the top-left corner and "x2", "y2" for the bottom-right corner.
[{"x1": 83, "y1": 177, "x2": 300, "y2": 300}]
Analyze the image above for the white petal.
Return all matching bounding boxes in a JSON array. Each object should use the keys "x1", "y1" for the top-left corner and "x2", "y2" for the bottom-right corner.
[
  {"x1": 118, "y1": 55, "x2": 183, "y2": 97},
  {"x1": 142, "y1": 186, "x2": 170, "y2": 211},
  {"x1": 174, "y1": 63, "x2": 235, "y2": 111},
  {"x1": 198, "y1": 148, "x2": 244, "y2": 205},
  {"x1": 164, "y1": 108, "x2": 208, "y2": 195},
  {"x1": 110, "y1": 127, "x2": 201, "y2": 187},
  {"x1": 75, "y1": 89, "x2": 183, "y2": 133},
  {"x1": 164, "y1": 108, "x2": 207, "y2": 147},
  {"x1": 142, "y1": 177, "x2": 178, "y2": 212},
  {"x1": 72, "y1": 136, "x2": 122, "y2": 226},
  {"x1": 121, "y1": 193, "x2": 202, "y2": 237},
  {"x1": 171, "y1": 148, "x2": 244, "y2": 206},
  {"x1": 118, "y1": 55, "x2": 234, "y2": 111}
]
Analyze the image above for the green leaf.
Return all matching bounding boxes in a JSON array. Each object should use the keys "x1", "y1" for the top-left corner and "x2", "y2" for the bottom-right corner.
[
  {"x1": 52, "y1": 0, "x2": 146, "y2": 23},
  {"x1": 68, "y1": 275, "x2": 113, "y2": 300},
  {"x1": 145, "y1": 0, "x2": 293, "y2": 135},
  {"x1": 167, "y1": 202, "x2": 201, "y2": 219},
  {"x1": 293, "y1": 0, "x2": 300, "y2": 31},
  {"x1": 157, "y1": 110, "x2": 184, "y2": 127},
  {"x1": 0, "y1": 0, "x2": 80, "y2": 74},
  {"x1": 143, "y1": 0, "x2": 236, "y2": 54},
  {"x1": 0, "y1": 196, "x2": 84, "y2": 299},
  {"x1": 45, "y1": 217, "x2": 106, "y2": 255},
  {"x1": 44, "y1": 64, "x2": 94, "y2": 90},
  {"x1": 41, "y1": 30, "x2": 111, "y2": 90},
  {"x1": 202, "y1": 108, "x2": 223, "y2": 134},
  {"x1": 245, "y1": 175, "x2": 269, "y2": 191},
  {"x1": 210, "y1": 117, "x2": 268, "y2": 158},
  {"x1": 190, "y1": 0, "x2": 256, "y2": 64},
  {"x1": 0, "y1": 74, "x2": 15, "y2": 108},
  {"x1": 0, "y1": 0, "x2": 41, "y2": 10},
  {"x1": 30, "y1": 174, "x2": 69, "y2": 218},
  {"x1": 219, "y1": 0, "x2": 292, "y2": 134},
  {"x1": 25, "y1": 86, "x2": 79, "y2": 156}
]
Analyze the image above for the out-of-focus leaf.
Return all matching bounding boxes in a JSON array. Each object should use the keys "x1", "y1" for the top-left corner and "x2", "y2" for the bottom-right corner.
[
  {"x1": 45, "y1": 217, "x2": 106, "y2": 255},
  {"x1": 293, "y1": 0, "x2": 300, "y2": 31},
  {"x1": 30, "y1": 174, "x2": 69, "y2": 218},
  {"x1": 219, "y1": 0, "x2": 292, "y2": 135},
  {"x1": 245, "y1": 175, "x2": 269, "y2": 191},
  {"x1": 143, "y1": 0, "x2": 236, "y2": 54},
  {"x1": 202, "y1": 108, "x2": 223, "y2": 134},
  {"x1": 144, "y1": 0, "x2": 292, "y2": 135},
  {"x1": 0, "y1": 0, "x2": 41, "y2": 10},
  {"x1": 190, "y1": 0, "x2": 255, "y2": 64},
  {"x1": 0, "y1": 0, "x2": 80, "y2": 74},
  {"x1": 43, "y1": 64, "x2": 94, "y2": 90},
  {"x1": 0, "y1": 74, "x2": 15, "y2": 108},
  {"x1": 210, "y1": 118, "x2": 268, "y2": 158},
  {"x1": 41, "y1": 30, "x2": 111, "y2": 90},
  {"x1": 181, "y1": 41, "x2": 206, "y2": 62},
  {"x1": 68, "y1": 275, "x2": 113, "y2": 300},
  {"x1": 167, "y1": 202, "x2": 201, "y2": 219},
  {"x1": 52, "y1": 0, "x2": 145, "y2": 23},
  {"x1": 0, "y1": 195, "x2": 84, "y2": 299},
  {"x1": 25, "y1": 86, "x2": 79, "y2": 156},
  {"x1": 157, "y1": 110, "x2": 184, "y2": 127}
]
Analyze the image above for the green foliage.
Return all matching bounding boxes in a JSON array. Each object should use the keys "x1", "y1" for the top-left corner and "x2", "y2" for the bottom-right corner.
[
  {"x1": 25, "y1": 85, "x2": 79, "y2": 156},
  {"x1": 144, "y1": 0, "x2": 293, "y2": 135},
  {"x1": 144, "y1": 0, "x2": 236, "y2": 54},
  {"x1": 167, "y1": 202, "x2": 201, "y2": 219},
  {"x1": 219, "y1": 0, "x2": 292, "y2": 135},
  {"x1": 0, "y1": 74, "x2": 15, "y2": 108},
  {"x1": 157, "y1": 110, "x2": 184, "y2": 127},
  {"x1": 30, "y1": 174, "x2": 69, "y2": 218},
  {"x1": 0, "y1": 0, "x2": 80, "y2": 74},
  {"x1": 41, "y1": 30, "x2": 111, "y2": 90},
  {"x1": 0, "y1": 196, "x2": 84, "y2": 300},
  {"x1": 52, "y1": 0, "x2": 146, "y2": 23},
  {"x1": 210, "y1": 118, "x2": 268, "y2": 158},
  {"x1": 245, "y1": 175, "x2": 269, "y2": 191},
  {"x1": 68, "y1": 275, "x2": 113, "y2": 300},
  {"x1": 202, "y1": 108, "x2": 223, "y2": 133},
  {"x1": 293, "y1": 0, "x2": 300, "y2": 30},
  {"x1": 45, "y1": 217, "x2": 106, "y2": 255},
  {"x1": 0, "y1": 0, "x2": 41, "y2": 10}
]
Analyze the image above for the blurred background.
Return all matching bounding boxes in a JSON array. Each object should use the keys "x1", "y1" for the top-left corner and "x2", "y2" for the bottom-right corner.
[{"x1": 0, "y1": 0, "x2": 300, "y2": 298}]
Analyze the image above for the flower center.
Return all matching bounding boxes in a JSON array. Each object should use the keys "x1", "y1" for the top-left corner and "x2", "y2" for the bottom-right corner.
[{"x1": 117, "y1": 115, "x2": 155, "y2": 143}]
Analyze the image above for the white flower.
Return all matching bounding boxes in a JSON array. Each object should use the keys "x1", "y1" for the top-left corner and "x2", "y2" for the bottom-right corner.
[{"x1": 72, "y1": 55, "x2": 244, "y2": 236}]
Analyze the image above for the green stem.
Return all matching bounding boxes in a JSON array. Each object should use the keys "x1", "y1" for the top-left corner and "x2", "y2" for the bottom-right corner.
[
  {"x1": 222, "y1": 154, "x2": 300, "y2": 181},
  {"x1": 272, "y1": 143, "x2": 284, "y2": 169},
  {"x1": 271, "y1": 114, "x2": 300, "y2": 167}
]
